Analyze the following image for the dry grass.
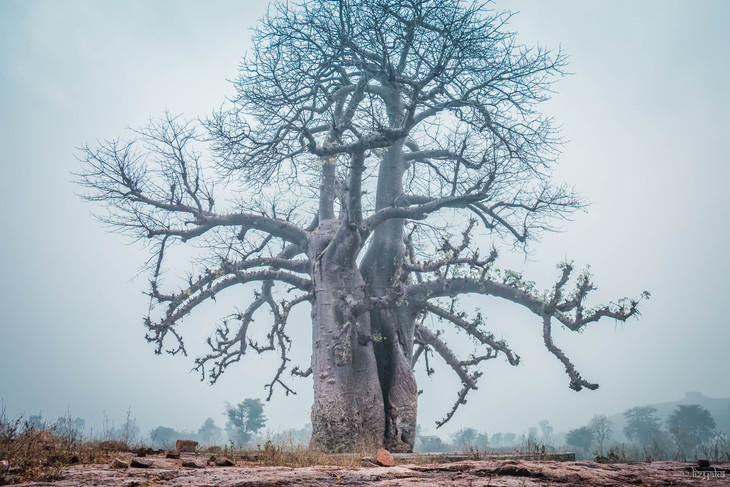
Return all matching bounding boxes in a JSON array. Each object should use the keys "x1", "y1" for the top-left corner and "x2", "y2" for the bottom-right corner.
[
  {"x1": 0, "y1": 413, "x2": 370, "y2": 484},
  {"x1": 221, "y1": 437, "x2": 368, "y2": 468},
  {"x1": 0, "y1": 410, "x2": 126, "y2": 485}
]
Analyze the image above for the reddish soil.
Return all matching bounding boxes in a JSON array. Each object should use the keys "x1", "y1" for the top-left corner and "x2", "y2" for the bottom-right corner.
[{"x1": 12, "y1": 456, "x2": 730, "y2": 486}]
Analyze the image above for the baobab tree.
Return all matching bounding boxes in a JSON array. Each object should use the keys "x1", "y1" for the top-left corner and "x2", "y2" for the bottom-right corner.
[{"x1": 78, "y1": 0, "x2": 647, "y2": 452}]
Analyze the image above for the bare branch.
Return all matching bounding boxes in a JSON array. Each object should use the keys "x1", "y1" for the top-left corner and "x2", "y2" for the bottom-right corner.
[
  {"x1": 414, "y1": 324, "x2": 479, "y2": 389},
  {"x1": 422, "y1": 302, "x2": 519, "y2": 366},
  {"x1": 408, "y1": 256, "x2": 648, "y2": 398},
  {"x1": 291, "y1": 366, "x2": 313, "y2": 377},
  {"x1": 413, "y1": 324, "x2": 482, "y2": 428},
  {"x1": 437, "y1": 382, "x2": 475, "y2": 429}
]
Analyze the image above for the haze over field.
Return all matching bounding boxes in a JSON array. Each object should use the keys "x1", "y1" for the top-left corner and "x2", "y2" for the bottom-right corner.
[{"x1": 1, "y1": 0, "x2": 728, "y2": 442}]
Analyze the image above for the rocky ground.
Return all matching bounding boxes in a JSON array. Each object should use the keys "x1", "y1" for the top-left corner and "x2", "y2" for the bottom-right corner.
[{"x1": 9, "y1": 453, "x2": 730, "y2": 487}]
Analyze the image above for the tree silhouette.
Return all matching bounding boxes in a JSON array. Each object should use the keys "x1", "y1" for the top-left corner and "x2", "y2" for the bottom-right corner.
[
  {"x1": 539, "y1": 419, "x2": 553, "y2": 444},
  {"x1": 623, "y1": 406, "x2": 662, "y2": 448},
  {"x1": 197, "y1": 417, "x2": 223, "y2": 445},
  {"x1": 78, "y1": 0, "x2": 646, "y2": 452},
  {"x1": 667, "y1": 404, "x2": 716, "y2": 459},
  {"x1": 149, "y1": 425, "x2": 180, "y2": 448},
  {"x1": 565, "y1": 426, "x2": 593, "y2": 456},
  {"x1": 225, "y1": 398, "x2": 267, "y2": 447},
  {"x1": 589, "y1": 415, "x2": 612, "y2": 457}
]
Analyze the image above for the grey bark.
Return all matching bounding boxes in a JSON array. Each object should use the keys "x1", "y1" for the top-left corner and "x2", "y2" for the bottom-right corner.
[
  {"x1": 359, "y1": 129, "x2": 419, "y2": 452},
  {"x1": 308, "y1": 220, "x2": 386, "y2": 451}
]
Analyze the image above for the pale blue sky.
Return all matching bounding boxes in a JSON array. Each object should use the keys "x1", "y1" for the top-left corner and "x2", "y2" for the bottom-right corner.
[{"x1": 1, "y1": 0, "x2": 728, "y2": 440}]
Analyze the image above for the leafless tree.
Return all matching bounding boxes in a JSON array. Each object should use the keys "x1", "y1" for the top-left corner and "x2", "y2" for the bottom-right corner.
[
  {"x1": 589, "y1": 414, "x2": 614, "y2": 457},
  {"x1": 78, "y1": 0, "x2": 647, "y2": 452}
]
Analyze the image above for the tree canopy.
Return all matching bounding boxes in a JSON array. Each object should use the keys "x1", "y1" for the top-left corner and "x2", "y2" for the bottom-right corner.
[
  {"x1": 225, "y1": 398, "x2": 267, "y2": 447},
  {"x1": 624, "y1": 406, "x2": 662, "y2": 447},
  {"x1": 565, "y1": 425, "x2": 593, "y2": 454},
  {"x1": 667, "y1": 404, "x2": 716, "y2": 457}
]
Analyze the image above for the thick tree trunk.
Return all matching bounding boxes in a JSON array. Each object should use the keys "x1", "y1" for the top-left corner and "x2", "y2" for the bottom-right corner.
[
  {"x1": 309, "y1": 224, "x2": 385, "y2": 452},
  {"x1": 308, "y1": 218, "x2": 418, "y2": 452},
  {"x1": 362, "y1": 228, "x2": 419, "y2": 452},
  {"x1": 309, "y1": 84, "x2": 420, "y2": 452},
  {"x1": 370, "y1": 306, "x2": 419, "y2": 452},
  {"x1": 361, "y1": 213, "x2": 419, "y2": 452},
  {"x1": 361, "y1": 111, "x2": 420, "y2": 452}
]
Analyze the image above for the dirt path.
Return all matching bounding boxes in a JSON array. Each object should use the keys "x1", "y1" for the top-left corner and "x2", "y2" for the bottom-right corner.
[{"x1": 12, "y1": 457, "x2": 730, "y2": 486}]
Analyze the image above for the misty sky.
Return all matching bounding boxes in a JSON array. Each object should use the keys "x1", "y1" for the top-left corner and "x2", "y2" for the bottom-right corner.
[{"x1": 1, "y1": 0, "x2": 728, "y2": 441}]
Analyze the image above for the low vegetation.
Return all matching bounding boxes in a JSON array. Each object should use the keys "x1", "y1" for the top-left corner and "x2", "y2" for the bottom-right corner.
[
  {"x1": 0, "y1": 407, "x2": 362, "y2": 485},
  {"x1": 0, "y1": 409, "x2": 118, "y2": 484},
  {"x1": 3, "y1": 397, "x2": 730, "y2": 484}
]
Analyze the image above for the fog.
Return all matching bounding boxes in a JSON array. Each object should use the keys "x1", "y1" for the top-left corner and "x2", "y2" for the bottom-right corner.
[{"x1": 1, "y1": 0, "x2": 728, "y2": 443}]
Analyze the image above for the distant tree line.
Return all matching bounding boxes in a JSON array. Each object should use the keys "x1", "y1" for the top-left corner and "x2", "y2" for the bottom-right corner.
[
  {"x1": 413, "y1": 402, "x2": 728, "y2": 463},
  {"x1": 16, "y1": 398, "x2": 728, "y2": 461},
  {"x1": 15, "y1": 399, "x2": 271, "y2": 449},
  {"x1": 565, "y1": 404, "x2": 721, "y2": 461},
  {"x1": 415, "y1": 425, "x2": 542, "y2": 454},
  {"x1": 150, "y1": 398, "x2": 267, "y2": 448},
  {"x1": 148, "y1": 416, "x2": 225, "y2": 449}
]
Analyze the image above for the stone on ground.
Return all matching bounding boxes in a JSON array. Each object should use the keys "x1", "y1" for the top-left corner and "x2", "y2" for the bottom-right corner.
[
  {"x1": 110, "y1": 458, "x2": 128, "y2": 469},
  {"x1": 214, "y1": 457, "x2": 235, "y2": 467},
  {"x1": 176, "y1": 439, "x2": 198, "y2": 452},
  {"x1": 375, "y1": 449, "x2": 395, "y2": 467},
  {"x1": 130, "y1": 457, "x2": 152, "y2": 468}
]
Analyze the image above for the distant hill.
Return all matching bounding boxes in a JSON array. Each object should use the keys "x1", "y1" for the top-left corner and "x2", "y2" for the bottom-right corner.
[{"x1": 606, "y1": 392, "x2": 730, "y2": 442}]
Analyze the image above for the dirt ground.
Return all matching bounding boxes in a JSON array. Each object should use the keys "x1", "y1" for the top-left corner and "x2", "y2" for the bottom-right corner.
[{"x1": 9, "y1": 454, "x2": 730, "y2": 487}]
